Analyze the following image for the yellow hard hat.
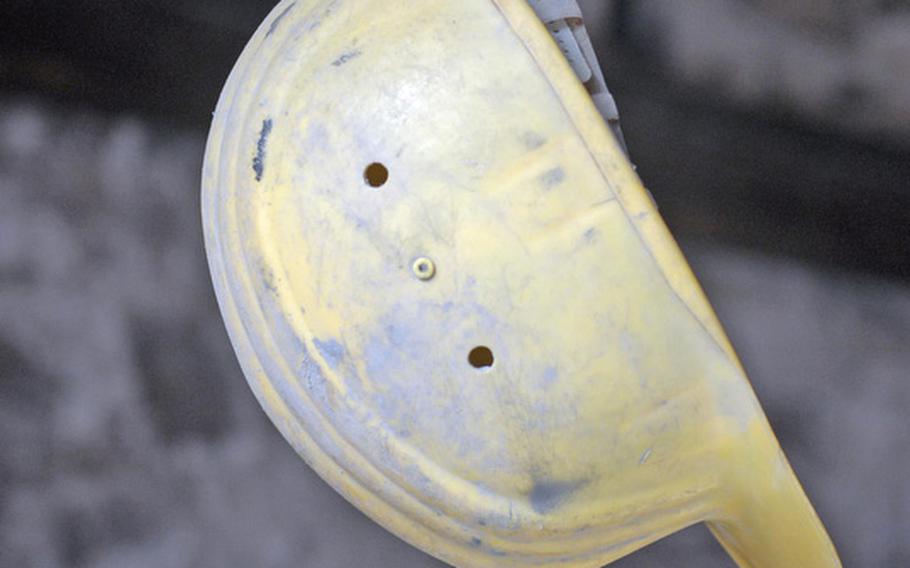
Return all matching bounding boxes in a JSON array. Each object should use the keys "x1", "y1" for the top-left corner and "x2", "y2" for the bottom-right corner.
[{"x1": 202, "y1": 1, "x2": 841, "y2": 566}]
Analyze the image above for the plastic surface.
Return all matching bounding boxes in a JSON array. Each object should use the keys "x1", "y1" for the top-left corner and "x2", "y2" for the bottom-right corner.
[{"x1": 202, "y1": 1, "x2": 842, "y2": 566}]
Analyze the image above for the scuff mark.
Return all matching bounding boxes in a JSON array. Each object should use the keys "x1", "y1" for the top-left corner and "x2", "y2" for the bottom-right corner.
[
  {"x1": 529, "y1": 479, "x2": 585, "y2": 514},
  {"x1": 522, "y1": 131, "x2": 546, "y2": 150},
  {"x1": 267, "y1": 2, "x2": 296, "y2": 37},
  {"x1": 252, "y1": 118, "x2": 273, "y2": 182},
  {"x1": 306, "y1": 122, "x2": 329, "y2": 153},
  {"x1": 332, "y1": 50, "x2": 362, "y2": 67},
  {"x1": 542, "y1": 366, "x2": 558, "y2": 388},
  {"x1": 639, "y1": 448, "x2": 653, "y2": 465},
  {"x1": 313, "y1": 338, "x2": 345, "y2": 369},
  {"x1": 541, "y1": 167, "x2": 566, "y2": 189},
  {"x1": 260, "y1": 265, "x2": 278, "y2": 294},
  {"x1": 583, "y1": 227, "x2": 598, "y2": 244},
  {"x1": 300, "y1": 357, "x2": 329, "y2": 403},
  {"x1": 307, "y1": 0, "x2": 341, "y2": 32}
]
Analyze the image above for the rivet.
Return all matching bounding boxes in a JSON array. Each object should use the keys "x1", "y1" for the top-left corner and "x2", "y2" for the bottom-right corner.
[{"x1": 412, "y1": 257, "x2": 436, "y2": 281}]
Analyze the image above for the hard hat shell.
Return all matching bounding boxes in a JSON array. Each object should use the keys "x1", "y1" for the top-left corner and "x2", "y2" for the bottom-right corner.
[{"x1": 202, "y1": 1, "x2": 840, "y2": 566}]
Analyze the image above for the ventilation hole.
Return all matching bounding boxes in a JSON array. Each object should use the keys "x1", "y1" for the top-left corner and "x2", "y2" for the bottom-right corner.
[
  {"x1": 468, "y1": 346, "x2": 495, "y2": 370},
  {"x1": 364, "y1": 162, "x2": 389, "y2": 188}
]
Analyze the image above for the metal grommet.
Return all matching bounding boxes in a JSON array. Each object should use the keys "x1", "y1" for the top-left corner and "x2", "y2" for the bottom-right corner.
[{"x1": 412, "y1": 257, "x2": 436, "y2": 281}]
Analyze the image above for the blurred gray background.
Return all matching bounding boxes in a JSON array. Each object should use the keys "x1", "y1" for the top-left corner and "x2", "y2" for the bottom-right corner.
[{"x1": 1, "y1": 1, "x2": 908, "y2": 566}]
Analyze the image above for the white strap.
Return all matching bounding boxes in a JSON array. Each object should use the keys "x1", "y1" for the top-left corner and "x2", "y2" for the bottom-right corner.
[
  {"x1": 527, "y1": 0, "x2": 584, "y2": 23},
  {"x1": 529, "y1": 0, "x2": 628, "y2": 153}
]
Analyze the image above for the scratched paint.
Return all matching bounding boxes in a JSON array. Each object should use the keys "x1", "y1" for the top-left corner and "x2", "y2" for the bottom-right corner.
[
  {"x1": 267, "y1": 2, "x2": 296, "y2": 36},
  {"x1": 252, "y1": 118, "x2": 272, "y2": 182},
  {"x1": 332, "y1": 50, "x2": 362, "y2": 67}
]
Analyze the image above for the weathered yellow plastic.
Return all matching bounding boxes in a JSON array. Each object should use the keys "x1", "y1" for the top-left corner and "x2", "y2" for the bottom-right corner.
[{"x1": 201, "y1": 1, "x2": 842, "y2": 566}]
